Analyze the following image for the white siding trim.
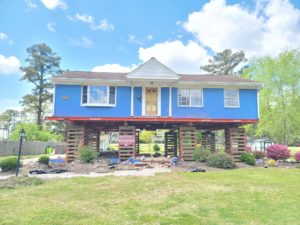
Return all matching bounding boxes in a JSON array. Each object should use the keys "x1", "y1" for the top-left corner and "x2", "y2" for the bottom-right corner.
[
  {"x1": 131, "y1": 85, "x2": 134, "y2": 116},
  {"x1": 257, "y1": 90, "x2": 260, "y2": 119},
  {"x1": 169, "y1": 87, "x2": 172, "y2": 116},
  {"x1": 52, "y1": 85, "x2": 56, "y2": 116}
]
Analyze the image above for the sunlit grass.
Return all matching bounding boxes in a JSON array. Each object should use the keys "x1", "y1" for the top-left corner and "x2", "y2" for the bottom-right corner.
[{"x1": 0, "y1": 169, "x2": 300, "y2": 224}]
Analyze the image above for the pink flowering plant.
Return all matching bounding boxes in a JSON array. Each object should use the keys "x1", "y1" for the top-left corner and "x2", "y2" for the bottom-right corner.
[
  {"x1": 266, "y1": 144, "x2": 290, "y2": 160},
  {"x1": 294, "y1": 152, "x2": 300, "y2": 162}
]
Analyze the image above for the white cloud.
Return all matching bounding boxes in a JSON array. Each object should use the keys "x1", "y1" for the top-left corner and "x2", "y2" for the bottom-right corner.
[
  {"x1": 0, "y1": 54, "x2": 21, "y2": 75},
  {"x1": 25, "y1": 0, "x2": 37, "y2": 10},
  {"x1": 92, "y1": 19, "x2": 114, "y2": 31},
  {"x1": 76, "y1": 13, "x2": 93, "y2": 24},
  {"x1": 183, "y1": 0, "x2": 300, "y2": 57},
  {"x1": 128, "y1": 34, "x2": 153, "y2": 45},
  {"x1": 40, "y1": 0, "x2": 67, "y2": 10},
  {"x1": 139, "y1": 40, "x2": 209, "y2": 73},
  {"x1": 0, "y1": 32, "x2": 13, "y2": 45},
  {"x1": 71, "y1": 13, "x2": 114, "y2": 31},
  {"x1": 92, "y1": 64, "x2": 136, "y2": 73},
  {"x1": 69, "y1": 37, "x2": 93, "y2": 48},
  {"x1": 47, "y1": 22, "x2": 55, "y2": 32}
]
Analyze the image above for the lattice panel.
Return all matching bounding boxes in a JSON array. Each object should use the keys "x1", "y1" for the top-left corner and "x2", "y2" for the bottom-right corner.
[
  {"x1": 66, "y1": 125, "x2": 85, "y2": 162},
  {"x1": 118, "y1": 126, "x2": 136, "y2": 161},
  {"x1": 164, "y1": 131, "x2": 178, "y2": 157},
  {"x1": 179, "y1": 127, "x2": 196, "y2": 161},
  {"x1": 225, "y1": 128, "x2": 246, "y2": 162}
]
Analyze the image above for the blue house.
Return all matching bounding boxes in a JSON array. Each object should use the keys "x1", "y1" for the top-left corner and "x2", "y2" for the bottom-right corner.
[{"x1": 49, "y1": 58, "x2": 261, "y2": 161}]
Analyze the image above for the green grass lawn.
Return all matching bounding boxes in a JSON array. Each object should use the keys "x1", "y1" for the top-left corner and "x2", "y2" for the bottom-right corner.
[
  {"x1": 109, "y1": 143, "x2": 165, "y2": 154},
  {"x1": 1, "y1": 168, "x2": 300, "y2": 225}
]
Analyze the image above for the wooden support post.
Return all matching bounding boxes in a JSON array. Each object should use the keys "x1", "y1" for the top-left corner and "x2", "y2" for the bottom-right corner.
[
  {"x1": 118, "y1": 126, "x2": 136, "y2": 161},
  {"x1": 225, "y1": 127, "x2": 246, "y2": 162},
  {"x1": 179, "y1": 126, "x2": 196, "y2": 161},
  {"x1": 84, "y1": 128, "x2": 100, "y2": 152},
  {"x1": 66, "y1": 124, "x2": 85, "y2": 162},
  {"x1": 164, "y1": 131, "x2": 178, "y2": 157}
]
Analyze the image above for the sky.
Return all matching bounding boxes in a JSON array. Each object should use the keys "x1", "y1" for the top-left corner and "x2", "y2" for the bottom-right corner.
[{"x1": 1, "y1": 0, "x2": 300, "y2": 112}]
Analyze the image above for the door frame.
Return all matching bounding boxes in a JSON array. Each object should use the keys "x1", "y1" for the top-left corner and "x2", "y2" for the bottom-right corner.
[{"x1": 142, "y1": 86, "x2": 161, "y2": 116}]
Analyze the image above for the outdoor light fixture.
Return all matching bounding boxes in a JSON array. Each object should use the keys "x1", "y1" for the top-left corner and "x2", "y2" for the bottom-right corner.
[{"x1": 16, "y1": 128, "x2": 25, "y2": 177}]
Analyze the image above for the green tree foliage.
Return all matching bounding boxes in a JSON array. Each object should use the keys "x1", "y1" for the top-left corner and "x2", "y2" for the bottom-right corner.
[
  {"x1": 20, "y1": 43, "x2": 61, "y2": 126},
  {"x1": 0, "y1": 109, "x2": 20, "y2": 138},
  {"x1": 140, "y1": 131, "x2": 153, "y2": 152},
  {"x1": 10, "y1": 123, "x2": 63, "y2": 142},
  {"x1": 243, "y1": 49, "x2": 300, "y2": 144},
  {"x1": 201, "y1": 49, "x2": 247, "y2": 75}
]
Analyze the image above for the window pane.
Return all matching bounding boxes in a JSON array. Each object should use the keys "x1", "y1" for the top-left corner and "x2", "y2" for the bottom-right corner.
[
  {"x1": 82, "y1": 86, "x2": 87, "y2": 104},
  {"x1": 179, "y1": 89, "x2": 190, "y2": 106},
  {"x1": 89, "y1": 86, "x2": 108, "y2": 104},
  {"x1": 190, "y1": 89, "x2": 202, "y2": 106},
  {"x1": 224, "y1": 89, "x2": 239, "y2": 107},
  {"x1": 109, "y1": 87, "x2": 116, "y2": 105}
]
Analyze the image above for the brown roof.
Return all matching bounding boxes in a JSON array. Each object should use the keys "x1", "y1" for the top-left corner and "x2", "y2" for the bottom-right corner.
[
  {"x1": 56, "y1": 71, "x2": 258, "y2": 83},
  {"x1": 178, "y1": 74, "x2": 259, "y2": 83},
  {"x1": 56, "y1": 71, "x2": 127, "y2": 80}
]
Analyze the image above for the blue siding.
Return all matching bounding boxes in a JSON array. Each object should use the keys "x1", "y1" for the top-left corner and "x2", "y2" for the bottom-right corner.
[
  {"x1": 161, "y1": 87, "x2": 169, "y2": 116},
  {"x1": 172, "y1": 88, "x2": 258, "y2": 119},
  {"x1": 54, "y1": 85, "x2": 258, "y2": 120},
  {"x1": 54, "y1": 85, "x2": 131, "y2": 117},
  {"x1": 134, "y1": 87, "x2": 142, "y2": 116}
]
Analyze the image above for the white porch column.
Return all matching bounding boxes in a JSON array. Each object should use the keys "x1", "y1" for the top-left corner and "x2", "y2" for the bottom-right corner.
[
  {"x1": 131, "y1": 85, "x2": 134, "y2": 116},
  {"x1": 169, "y1": 87, "x2": 172, "y2": 117}
]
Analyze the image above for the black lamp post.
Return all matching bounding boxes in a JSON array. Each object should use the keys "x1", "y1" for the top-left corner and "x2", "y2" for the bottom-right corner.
[{"x1": 16, "y1": 128, "x2": 25, "y2": 177}]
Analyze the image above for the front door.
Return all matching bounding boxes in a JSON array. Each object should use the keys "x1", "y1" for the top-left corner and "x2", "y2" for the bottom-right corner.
[{"x1": 145, "y1": 87, "x2": 158, "y2": 115}]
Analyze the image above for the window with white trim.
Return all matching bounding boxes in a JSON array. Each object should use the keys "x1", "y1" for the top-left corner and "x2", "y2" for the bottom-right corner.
[
  {"x1": 224, "y1": 89, "x2": 239, "y2": 108},
  {"x1": 178, "y1": 88, "x2": 203, "y2": 107},
  {"x1": 81, "y1": 85, "x2": 116, "y2": 106}
]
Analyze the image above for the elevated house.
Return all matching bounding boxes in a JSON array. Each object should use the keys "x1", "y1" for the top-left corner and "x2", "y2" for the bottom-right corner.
[{"x1": 48, "y1": 57, "x2": 262, "y2": 162}]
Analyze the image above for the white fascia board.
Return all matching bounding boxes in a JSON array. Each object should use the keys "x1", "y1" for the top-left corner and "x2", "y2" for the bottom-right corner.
[{"x1": 177, "y1": 81, "x2": 262, "y2": 89}]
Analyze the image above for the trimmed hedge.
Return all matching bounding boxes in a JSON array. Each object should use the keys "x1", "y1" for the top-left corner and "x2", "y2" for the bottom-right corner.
[
  {"x1": 0, "y1": 157, "x2": 21, "y2": 172},
  {"x1": 207, "y1": 152, "x2": 236, "y2": 169},
  {"x1": 240, "y1": 153, "x2": 256, "y2": 166},
  {"x1": 38, "y1": 155, "x2": 50, "y2": 165}
]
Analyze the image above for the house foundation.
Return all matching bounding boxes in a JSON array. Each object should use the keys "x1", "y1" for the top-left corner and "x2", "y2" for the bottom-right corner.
[{"x1": 63, "y1": 119, "x2": 248, "y2": 162}]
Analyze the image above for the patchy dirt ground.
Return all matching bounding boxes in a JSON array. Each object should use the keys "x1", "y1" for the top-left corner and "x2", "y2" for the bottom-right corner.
[{"x1": 0, "y1": 155, "x2": 298, "y2": 180}]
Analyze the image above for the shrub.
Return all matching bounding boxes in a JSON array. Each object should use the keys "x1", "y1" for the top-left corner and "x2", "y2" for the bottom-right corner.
[
  {"x1": 240, "y1": 153, "x2": 256, "y2": 166},
  {"x1": 79, "y1": 146, "x2": 98, "y2": 163},
  {"x1": 153, "y1": 143, "x2": 160, "y2": 153},
  {"x1": 193, "y1": 145, "x2": 211, "y2": 162},
  {"x1": 206, "y1": 152, "x2": 236, "y2": 169},
  {"x1": 252, "y1": 151, "x2": 265, "y2": 159},
  {"x1": 0, "y1": 157, "x2": 21, "y2": 172},
  {"x1": 38, "y1": 155, "x2": 50, "y2": 165},
  {"x1": 267, "y1": 159, "x2": 276, "y2": 166},
  {"x1": 266, "y1": 144, "x2": 290, "y2": 160},
  {"x1": 295, "y1": 152, "x2": 300, "y2": 162}
]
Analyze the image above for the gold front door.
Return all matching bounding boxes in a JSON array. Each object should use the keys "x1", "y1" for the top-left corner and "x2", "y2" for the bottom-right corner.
[{"x1": 145, "y1": 87, "x2": 158, "y2": 115}]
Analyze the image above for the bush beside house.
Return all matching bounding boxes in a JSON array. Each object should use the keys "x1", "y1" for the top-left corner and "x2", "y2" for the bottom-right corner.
[
  {"x1": 206, "y1": 153, "x2": 236, "y2": 169},
  {"x1": 79, "y1": 146, "x2": 98, "y2": 163},
  {"x1": 0, "y1": 157, "x2": 20, "y2": 172},
  {"x1": 240, "y1": 153, "x2": 256, "y2": 166},
  {"x1": 193, "y1": 145, "x2": 211, "y2": 162},
  {"x1": 266, "y1": 144, "x2": 290, "y2": 160}
]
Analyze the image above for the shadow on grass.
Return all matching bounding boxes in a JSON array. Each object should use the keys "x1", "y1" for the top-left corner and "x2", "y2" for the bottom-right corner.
[{"x1": 0, "y1": 176, "x2": 44, "y2": 189}]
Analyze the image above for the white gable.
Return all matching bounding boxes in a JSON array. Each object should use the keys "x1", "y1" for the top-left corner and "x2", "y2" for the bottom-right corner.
[{"x1": 126, "y1": 57, "x2": 180, "y2": 80}]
